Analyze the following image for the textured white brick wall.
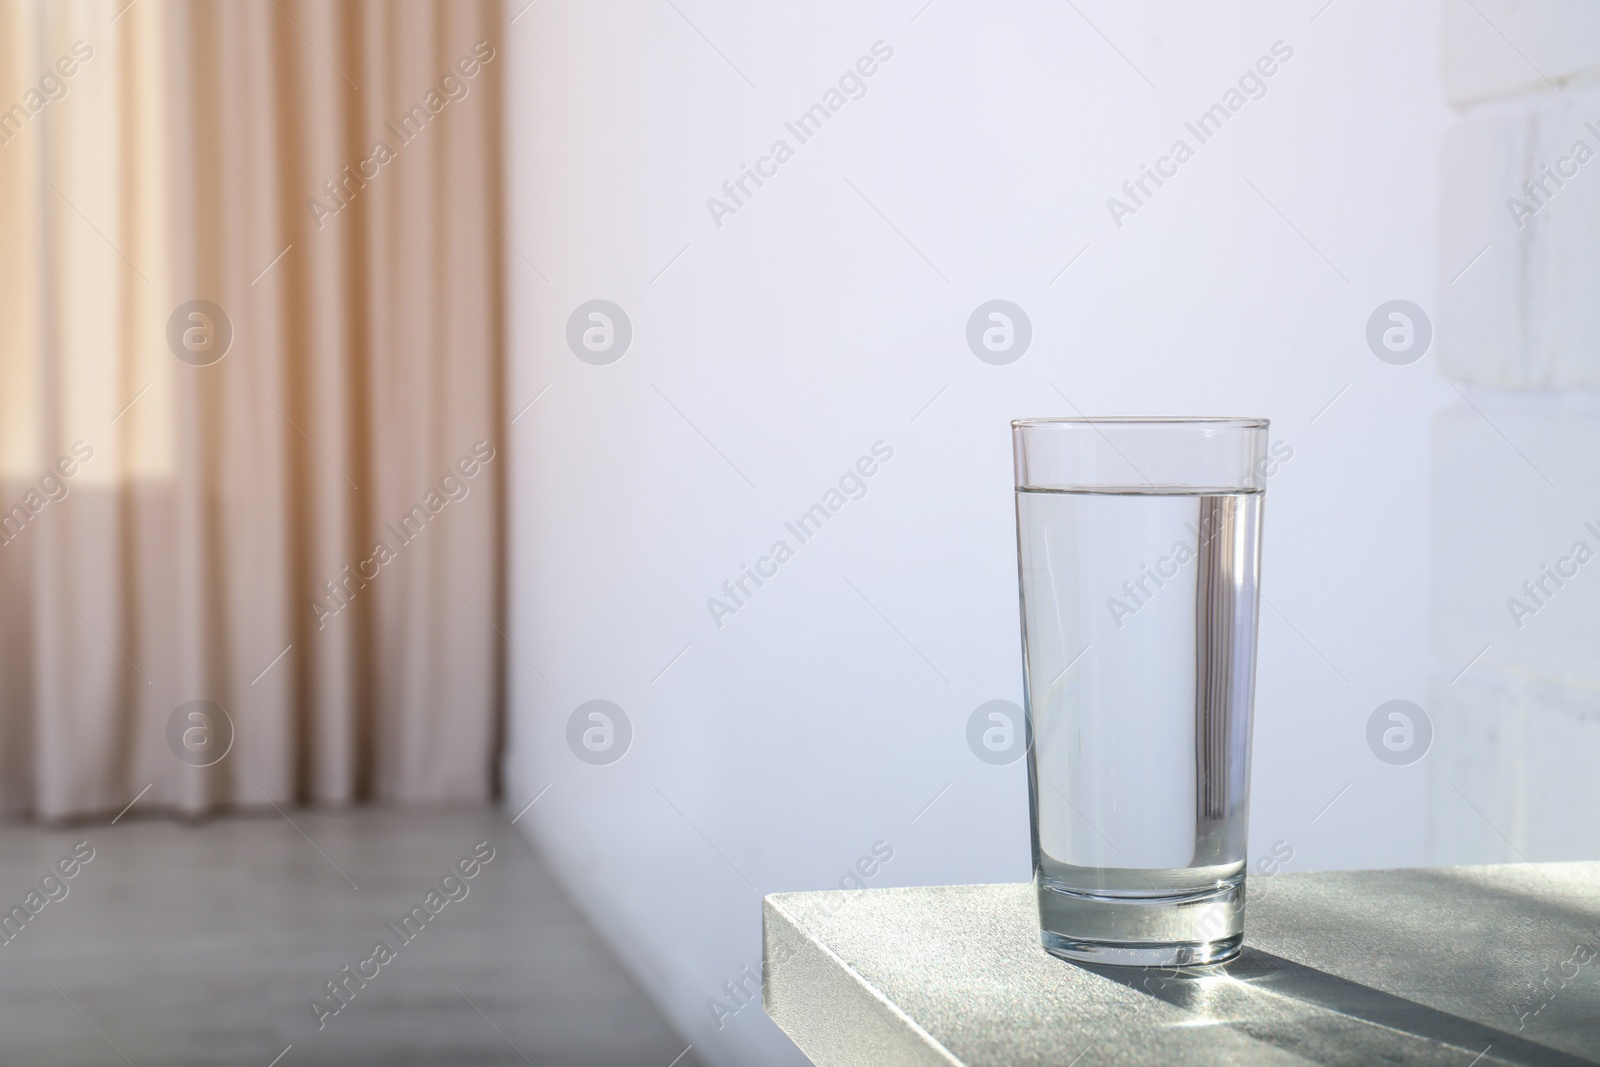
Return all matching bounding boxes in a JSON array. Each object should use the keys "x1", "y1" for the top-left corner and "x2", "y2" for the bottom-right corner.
[
  {"x1": 1430, "y1": 3, "x2": 1600, "y2": 864},
  {"x1": 1430, "y1": 400, "x2": 1600, "y2": 687},
  {"x1": 1438, "y1": 84, "x2": 1600, "y2": 387},
  {"x1": 1443, "y1": 0, "x2": 1600, "y2": 106},
  {"x1": 1428, "y1": 674, "x2": 1600, "y2": 864}
]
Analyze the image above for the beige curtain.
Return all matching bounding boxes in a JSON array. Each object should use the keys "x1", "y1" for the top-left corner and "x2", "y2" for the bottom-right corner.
[{"x1": 0, "y1": 0, "x2": 505, "y2": 818}]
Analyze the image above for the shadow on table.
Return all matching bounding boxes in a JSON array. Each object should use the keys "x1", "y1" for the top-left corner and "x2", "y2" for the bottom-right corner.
[{"x1": 1074, "y1": 949, "x2": 1599, "y2": 1067}]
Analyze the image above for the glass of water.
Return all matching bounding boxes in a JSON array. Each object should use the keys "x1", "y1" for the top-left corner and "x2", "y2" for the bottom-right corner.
[{"x1": 1013, "y1": 417, "x2": 1268, "y2": 967}]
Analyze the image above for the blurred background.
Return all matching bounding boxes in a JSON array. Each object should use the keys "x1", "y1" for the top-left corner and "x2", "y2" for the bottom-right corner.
[{"x1": 1, "y1": 0, "x2": 1597, "y2": 1064}]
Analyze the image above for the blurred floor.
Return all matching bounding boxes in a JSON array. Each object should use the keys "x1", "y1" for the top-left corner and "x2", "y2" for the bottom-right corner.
[{"x1": 0, "y1": 807, "x2": 703, "y2": 1067}]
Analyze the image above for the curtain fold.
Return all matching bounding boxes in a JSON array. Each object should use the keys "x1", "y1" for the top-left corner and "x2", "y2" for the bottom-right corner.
[{"x1": 0, "y1": 0, "x2": 505, "y2": 818}]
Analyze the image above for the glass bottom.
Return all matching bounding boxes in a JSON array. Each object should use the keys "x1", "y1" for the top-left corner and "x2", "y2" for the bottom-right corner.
[{"x1": 1037, "y1": 872, "x2": 1245, "y2": 967}]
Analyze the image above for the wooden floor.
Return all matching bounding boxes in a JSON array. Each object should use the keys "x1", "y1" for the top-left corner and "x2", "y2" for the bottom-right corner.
[{"x1": 0, "y1": 807, "x2": 704, "y2": 1067}]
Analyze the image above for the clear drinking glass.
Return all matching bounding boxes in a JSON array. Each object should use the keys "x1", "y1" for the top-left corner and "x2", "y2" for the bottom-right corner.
[{"x1": 1013, "y1": 417, "x2": 1268, "y2": 967}]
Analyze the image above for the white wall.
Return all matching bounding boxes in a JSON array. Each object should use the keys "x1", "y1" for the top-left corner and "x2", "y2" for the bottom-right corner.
[
  {"x1": 501, "y1": 2, "x2": 1495, "y2": 1064},
  {"x1": 1426, "y1": 0, "x2": 1600, "y2": 865}
]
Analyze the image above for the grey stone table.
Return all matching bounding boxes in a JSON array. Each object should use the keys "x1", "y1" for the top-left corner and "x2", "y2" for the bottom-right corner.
[{"x1": 763, "y1": 863, "x2": 1600, "y2": 1066}]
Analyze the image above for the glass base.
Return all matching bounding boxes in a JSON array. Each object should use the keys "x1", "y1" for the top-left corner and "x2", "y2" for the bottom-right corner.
[
  {"x1": 1037, "y1": 874, "x2": 1244, "y2": 968},
  {"x1": 1041, "y1": 930, "x2": 1241, "y2": 967}
]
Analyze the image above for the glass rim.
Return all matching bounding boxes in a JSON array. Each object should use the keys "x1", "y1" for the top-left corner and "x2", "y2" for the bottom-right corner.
[{"x1": 1011, "y1": 416, "x2": 1269, "y2": 429}]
